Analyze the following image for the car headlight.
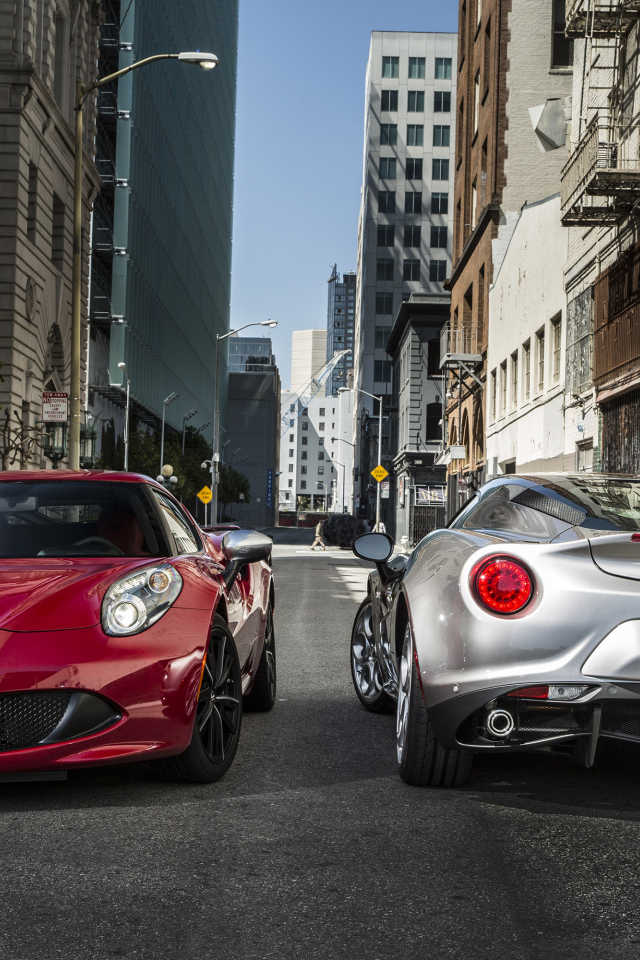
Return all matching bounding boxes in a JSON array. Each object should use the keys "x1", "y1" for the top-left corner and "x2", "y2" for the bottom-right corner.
[{"x1": 102, "y1": 564, "x2": 183, "y2": 636}]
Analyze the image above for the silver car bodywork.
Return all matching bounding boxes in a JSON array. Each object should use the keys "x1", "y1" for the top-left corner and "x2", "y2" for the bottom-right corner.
[{"x1": 361, "y1": 473, "x2": 640, "y2": 767}]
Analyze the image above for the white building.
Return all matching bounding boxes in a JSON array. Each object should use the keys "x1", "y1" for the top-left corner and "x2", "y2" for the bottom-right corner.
[
  {"x1": 290, "y1": 330, "x2": 327, "y2": 393},
  {"x1": 486, "y1": 194, "x2": 568, "y2": 475}
]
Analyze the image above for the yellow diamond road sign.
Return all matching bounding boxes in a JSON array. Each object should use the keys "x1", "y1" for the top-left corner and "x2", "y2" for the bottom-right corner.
[
  {"x1": 197, "y1": 485, "x2": 212, "y2": 504},
  {"x1": 371, "y1": 465, "x2": 389, "y2": 483}
]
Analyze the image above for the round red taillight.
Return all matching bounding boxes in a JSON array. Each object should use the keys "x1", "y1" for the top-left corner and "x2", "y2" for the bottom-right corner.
[{"x1": 474, "y1": 557, "x2": 533, "y2": 615}]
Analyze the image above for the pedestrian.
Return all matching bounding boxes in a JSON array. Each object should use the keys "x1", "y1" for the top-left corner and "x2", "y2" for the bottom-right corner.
[
  {"x1": 378, "y1": 521, "x2": 386, "y2": 534},
  {"x1": 311, "y1": 519, "x2": 327, "y2": 551}
]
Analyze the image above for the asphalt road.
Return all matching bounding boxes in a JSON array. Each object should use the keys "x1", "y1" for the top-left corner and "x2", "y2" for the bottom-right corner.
[{"x1": 2, "y1": 550, "x2": 640, "y2": 959}]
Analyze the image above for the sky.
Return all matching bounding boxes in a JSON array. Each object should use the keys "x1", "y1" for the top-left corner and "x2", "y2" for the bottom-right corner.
[{"x1": 229, "y1": 0, "x2": 458, "y2": 389}]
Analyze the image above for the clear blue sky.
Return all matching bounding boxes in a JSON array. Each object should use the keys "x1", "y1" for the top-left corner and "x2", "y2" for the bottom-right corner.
[{"x1": 230, "y1": 0, "x2": 458, "y2": 388}]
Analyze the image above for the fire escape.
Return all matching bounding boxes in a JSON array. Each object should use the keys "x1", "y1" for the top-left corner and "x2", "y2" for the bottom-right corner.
[
  {"x1": 561, "y1": 0, "x2": 640, "y2": 226},
  {"x1": 436, "y1": 321, "x2": 482, "y2": 467}
]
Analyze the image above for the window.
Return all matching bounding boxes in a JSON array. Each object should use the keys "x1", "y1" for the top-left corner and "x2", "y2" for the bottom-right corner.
[
  {"x1": 403, "y1": 259, "x2": 420, "y2": 281},
  {"x1": 405, "y1": 191, "x2": 422, "y2": 214},
  {"x1": 429, "y1": 260, "x2": 447, "y2": 282},
  {"x1": 477, "y1": 0, "x2": 482, "y2": 25},
  {"x1": 375, "y1": 326, "x2": 392, "y2": 349},
  {"x1": 483, "y1": 19, "x2": 491, "y2": 92},
  {"x1": 511, "y1": 351, "x2": 518, "y2": 409},
  {"x1": 406, "y1": 124, "x2": 424, "y2": 147},
  {"x1": 536, "y1": 328, "x2": 545, "y2": 392},
  {"x1": 376, "y1": 258, "x2": 394, "y2": 281},
  {"x1": 289, "y1": 404, "x2": 295, "y2": 413},
  {"x1": 473, "y1": 71, "x2": 480, "y2": 135},
  {"x1": 577, "y1": 441, "x2": 593, "y2": 472},
  {"x1": 406, "y1": 158, "x2": 423, "y2": 179},
  {"x1": 53, "y1": 16, "x2": 66, "y2": 108},
  {"x1": 408, "y1": 90, "x2": 425, "y2": 112},
  {"x1": 380, "y1": 157, "x2": 396, "y2": 179},
  {"x1": 27, "y1": 163, "x2": 38, "y2": 243},
  {"x1": 376, "y1": 293, "x2": 393, "y2": 314},
  {"x1": 380, "y1": 123, "x2": 397, "y2": 146},
  {"x1": 374, "y1": 360, "x2": 392, "y2": 382},
  {"x1": 319, "y1": 408, "x2": 325, "y2": 416},
  {"x1": 433, "y1": 125, "x2": 450, "y2": 147},
  {"x1": 288, "y1": 463, "x2": 294, "y2": 473},
  {"x1": 301, "y1": 451, "x2": 307, "y2": 460},
  {"x1": 434, "y1": 90, "x2": 451, "y2": 112},
  {"x1": 289, "y1": 434, "x2": 294, "y2": 442},
  {"x1": 381, "y1": 89, "x2": 398, "y2": 111},
  {"x1": 301, "y1": 466, "x2": 307, "y2": 474},
  {"x1": 288, "y1": 479, "x2": 293, "y2": 488},
  {"x1": 319, "y1": 424, "x2": 325, "y2": 433},
  {"x1": 426, "y1": 402, "x2": 442, "y2": 440},
  {"x1": 301, "y1": 421, "x2": 308, "y2": 431},
  {"x1": 154, "y1": 491, "x2": 201, "y2": 555},
  {"x1": 491, "y1": 369, "x2": 497, "y2": 420},
  {"x1": 500, "y1": 360, "x2": 507, "y2": 414},
  {"x1": 409, "y1": 56, "x2": 425, "y2": 79},
  {"x1": 51, "y1": 194, "x2": 65, "y2": 271},
  {"x1": 377, "y1": 224, "x2": 395, "y2": 246},
  {"x1": 430, "y1": 226, "x2": 447, "y2": 248},
  {"x1": 552, "y1": 0, "x2": 574, "y2": 68},
  {"x1": 404, "y1": 225, "x2": 421, "y2": 247},
  {"x1": 427, "y1": 339, "x2": 440, "y2": 376},
  {"x1": 552, "y1": 315, "x2": 562, "y2": 381},
  {"x1": 289, "y1": 449, "x2": 294, "y2": 458},
  {"x1": 318, "y1": 451, "x2": 324, "y2": 460},
  {"x1": 471, "y1": 178, "x2": 477, "y2": 230},
  {"x1": 301, "y1": 436, "x2": 308, "y2": 445},
  {"x1": 382, "y1": 56, "x2": 399, "y2": 78},
  {"x1": 318, "y1": 467, "x2": 324, "y2": 475},
  {"x1": 432, "y1": 159, "x2": 450, "y2": 180},
  {"x1": 301, "y1": 481, "x2": 307, "y2": 490},
  {"x1": 378, "y1": 190, "x2": 396, "y2": 214},
  {"x1": 523, "y1": 340, "x2": 531, "y2": 399},
  {"x1": 435, "y1": 57, "x2": 452, "y2": 79},
  {"x1": 432, "y1": 192, "x2": 449, "y2": 215}
]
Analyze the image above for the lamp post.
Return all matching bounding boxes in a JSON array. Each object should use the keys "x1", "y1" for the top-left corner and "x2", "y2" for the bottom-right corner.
[
  {"x1": 117, "y1": 362, "x2": 130, "y2": 471},
  {"x1": 212, "y1": 320, "x2": 277, "y2": 522},
  {"x1": 332, "y1": 458, "x2": 347, "y2": 514},
  {"x1": 182, "y1": 408, "x2": 197, "y2": 454},
  {"x1": 339, "y1": 387, "x2": 384, "y2": 532},
  {"x1": 221, "y1": 439, "x2": 231, "y2": 463},
  {"x1": 68, "y1": 50, "x2": 219, "y2": 469},
  {"x1": 160, "y1": 392, "x2": 179, "y2": 474}
]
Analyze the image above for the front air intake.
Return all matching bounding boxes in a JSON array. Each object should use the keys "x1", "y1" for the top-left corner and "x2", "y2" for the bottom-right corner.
[{"x1": 0, "y1": 692, "x2": 72, "y2": 751}]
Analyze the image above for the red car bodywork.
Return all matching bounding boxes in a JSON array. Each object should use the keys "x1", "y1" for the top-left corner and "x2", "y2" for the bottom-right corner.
[{"x1": 0, "y1": 470, "x2": 273, "y2": 772}]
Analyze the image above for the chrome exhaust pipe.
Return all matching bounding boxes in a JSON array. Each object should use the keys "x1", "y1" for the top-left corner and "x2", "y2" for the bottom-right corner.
[{"x1": 485, "y1": 708, "x2": 515, "y2": 739}]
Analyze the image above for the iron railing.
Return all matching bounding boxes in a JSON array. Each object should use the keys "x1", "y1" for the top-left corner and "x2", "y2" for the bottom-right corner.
[
  {"x1": 566, "y1": 0, "x2": 640, "y2": 36},
  {"x1": 439, "y1": 323, "x2": 480, "y2": 366}
]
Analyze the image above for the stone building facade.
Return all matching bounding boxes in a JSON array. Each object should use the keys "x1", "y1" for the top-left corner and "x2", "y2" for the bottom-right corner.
[{"x1": 0, "y1": 0, "x2": 102, "y2": 462}]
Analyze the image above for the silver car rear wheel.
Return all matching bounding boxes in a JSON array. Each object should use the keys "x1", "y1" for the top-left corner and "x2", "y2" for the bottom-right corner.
[
  {"x1": 396, "y1": 623, "x2": 412, "y2": 764},
  {"x1": 350, "y1": 598, "x2": 394, "y2": 714}
]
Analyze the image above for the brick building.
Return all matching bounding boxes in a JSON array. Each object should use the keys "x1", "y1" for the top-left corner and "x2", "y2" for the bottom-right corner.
[{"x1": 444, "y1": 0, "x2": 572, "y2": 515}]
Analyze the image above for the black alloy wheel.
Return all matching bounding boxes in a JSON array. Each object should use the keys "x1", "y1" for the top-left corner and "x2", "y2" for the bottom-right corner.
[
  {"x1": 350, "y1": 598, "x2": 394, "y2": 714},
  {"x1": 244, "y1": 605, "x2": 276, "y2": 711},
  {"x1": 152, "y1": 614, "x2": 242, "y2": 783}
]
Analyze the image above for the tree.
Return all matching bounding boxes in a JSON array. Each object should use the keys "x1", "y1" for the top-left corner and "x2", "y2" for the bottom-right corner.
[
  {"x1": 323, "y1": 514, "x2": 369, "y2": 549},
  {"x1": 218, "y1": 464, "x2": 251, "y2": 517},
  {"x1": 0, "y1": 410, "x2": 43, "y2": 470}
]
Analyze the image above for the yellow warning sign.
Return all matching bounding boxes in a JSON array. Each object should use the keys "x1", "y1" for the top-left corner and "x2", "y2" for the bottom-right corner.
[
  {"x1": 371, "y1": 465, "x2": 389, "y2": 483},
  {"x1": 197, "y1": 485, "x2": 213, "y2": 504}
]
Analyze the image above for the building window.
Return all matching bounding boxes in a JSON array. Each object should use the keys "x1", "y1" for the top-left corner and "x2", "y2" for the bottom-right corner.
[
  {"x1": 536, "y1": 328, "x2": 545, "y2": 392},
  {"x1": 434, "y1": 90, "x2": 451, "y2": 112},
  {"x1": 552, "y1": 314, "x2": 562, "y2": 381},
  {"x1": 288, "y1": 464, "x2": 294, "y2": 473},
  {"x1": 381, "y1": 89, "x2": 398, "y2": 111},
  {"x1": 426, "y1": 402, "x2": 442, "y2": 440},
  {"x1": 408, "y1": 90, "x2": 425, "y2": 112},
  {"x1": 511, "y1": 351, "x2": 518, "y2": 409},
  {"x1": 374, "y1": 360, "x2": 392, "y2": 382},
  {"x1": 301, "y1": 451, "x2": 307, "y2": 460},
  {"x1": 378, "y1": 190, "x2": 396, "y2": 213},
  {"x1": 375, "y1": 326, "x2": 392, "y2": 349},
  {"x1": 432, "y1": 192, "x2": 449, "y2": 215},
  {"x1": 577, "y1": 441, "x2": 593, "y2": 472},
  {"x1": 318, "y1": 424, "x2": 325, "y2": 434},
  {"x1": 301, "y1": 422, "x2": 308, "y2": 432},
  {"x1": 318, "y1": 466, "x2": 324, "y2": 475},
  {"x1": 319, "y1": 408, "x2": 325, "y2": 416},
  {"x1": 407, "y1": 125, "x2": 424, "y2": 147},
  {"x1": 406, "y1": 158, "x2": 423, "y2": 180},
  {"x1": 376, "y1": 258, "x2": 394, "y2": 281},
  {"x1": 318, "y1": 451, "x2": 324, "y2": 460},
  {"x1": 405, "y1": 191, "x2": 422, "y2": 214},
  {"x1": 301, "y1": 466, "x2": 307, "y2": 475},
  {"x1": 289, "y1": 404, "x2": 295, "y2": 413},
  {"x1": 377, "y1": 224, "x2": 395, "y2": 246},
  {"x1": 301, "y1": 481, "x2": 307, "y2": 490},
  {"x1": 382, "y1": 56, "x2": 399, "y2": 78},
  {"x1": 288, "y1": 479, "x2": 293, "y2": 488},
  {"x1": 27, "y1": 163, "x2": 38, "y2": 243},
  {"x1": 523, "y1": 340, "x2": 531, "y2": 399},
  {"x1": 473, "y1": 71, "x2": 480, "y2": 135},
  {"x1": 477, "y1": 0, "x2": 483, "y2": 25},
  {"x1": 408, "y1": 56, "x2": 426, "y2": 79},
  {"x1": 432, "y1": 159, "x2": 450, "y2": 180},
  {"x1": 380, "y1": 157, "x2": 396, "y2": 179},
  {"x1": 376, "y1": 293, "x2": 393, "y2": 314},
  {"x1": 500, "y1": 360, "x2": 507, "y2": 414},
  {"x1": 435, "y1": 57, "x2": 452, "y2": 79},
  {"x1": 433, "y1": 125, "x2": 450, "y2": 147},
  {"x1": 403, "y1": 259, "x2": 420, "y2": 281},
  {"x1": 404, "y1": 225, "x2": 421, "y2": 247},
  {"x1": 552, "y1": 0, "x2": 574, "y2": 68},
  {"x1": 491, "y1": 369, "x2": 497, "y2": 420},
  {"x1": 51, "y1": 194, "x2": 66, "y2": 271},
  {"x1": 430, "y1": 226, "x2": 447, "y2": 248},
  {"x1": 380, "y1": 123, "x2": 397, "y2": 146},
  {"x1": 302, "y1": 436, "x2": 308, "y2": 446},
  {"x1": 429, "y1": 260, "x2": 447, "y2": 282},
  {"x1": 471, "y1": 178, "x2": 477, "y2": 230},
  {"x1": 289, "y1": 449, "x2": 294, "y2": 457}
]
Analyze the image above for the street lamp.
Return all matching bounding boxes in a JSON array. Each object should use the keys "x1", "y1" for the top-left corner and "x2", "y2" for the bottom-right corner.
[
  {"x1": 332, "y1": 458, "x2": 347, "y2": 514},
  {"x1": 339, "y1": 386, "x2": 384, "y2": 532},
  {"x1": 212, "y1": 320, "x2": 277, "y2": 522},
  {"x1": 117, "y1": 362, "x2": 130, "y2": 471},
  {"x1": 231, "y1": 447, "x2": 241, "y2": 470},
  {"x1": 68, "y1": 50, "x2": 219, "y2": 469},
  {"x1": 182, "y1": 408, "x2": 197, "y2": 454},
  {"x1": 160, "y1": 392, "x2": 179, "y2": 474}
]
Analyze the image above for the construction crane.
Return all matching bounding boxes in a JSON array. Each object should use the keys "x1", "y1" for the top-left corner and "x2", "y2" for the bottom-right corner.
[{"x1": 281, "y1": 350, "x2": 351, "y2": 437}]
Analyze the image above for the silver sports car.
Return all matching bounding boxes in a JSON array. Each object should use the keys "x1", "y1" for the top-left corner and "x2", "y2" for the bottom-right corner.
[{"x1": 350, "y1": 473, "x2": 640, "y2": 787}]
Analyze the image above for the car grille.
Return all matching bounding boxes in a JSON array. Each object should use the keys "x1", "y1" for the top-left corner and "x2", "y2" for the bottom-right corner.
[
  {"x1": 601, "y1": 701, "x2": 640, "y2": 738},
  {"x1": 0, "y1": 692, "x2": 72, "y2": 751},
  {"x1": 516, "y1": 704, "x2": 591, "y2": 735}
]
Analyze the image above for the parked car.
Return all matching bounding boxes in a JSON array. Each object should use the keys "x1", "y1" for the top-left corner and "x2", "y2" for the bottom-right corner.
[
  {"x1": 350, "y1": 473, "x2": 640, "y2": 787},
  {"x1": 200, "y1": 523, "x2": 241, "y2": 534},
  {"x1": 0, "y1": 471, "x2": 276, "y2": 783}
]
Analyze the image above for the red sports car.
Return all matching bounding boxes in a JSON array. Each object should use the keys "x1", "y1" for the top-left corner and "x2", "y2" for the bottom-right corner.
[{"x1": 0, "y1": 471, "x2": 275, "y2": 783}]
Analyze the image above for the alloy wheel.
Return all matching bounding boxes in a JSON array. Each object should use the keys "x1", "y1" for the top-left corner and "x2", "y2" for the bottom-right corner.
[
  {"x1": 351, "y1": 601, "x2": 384, "y2": 702},
  {"x1": 197, "y1": 632, "x2": 241, "y2": 764},
  {"x1": 263, "y1": 608, "x2": 276, "y2": 702},
  {"x1": 396, "y1": 623, "x2": 412, "y2": 764}
]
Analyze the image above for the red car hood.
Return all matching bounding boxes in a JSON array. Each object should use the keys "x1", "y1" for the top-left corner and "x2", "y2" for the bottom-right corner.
[{"x1": 0, "y1": 559, "x2": 150, "y2": 631}]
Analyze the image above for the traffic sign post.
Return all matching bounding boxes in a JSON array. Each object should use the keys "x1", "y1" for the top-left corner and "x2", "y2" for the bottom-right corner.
[
  {"x1": 197, "y1": 485, "x2": 212, "y2": 526},
  {"x1": 41, "y1": 392, "x2": 69, "y2": 423},
  {"x1": 371, "y1": 464, "x2": 388, "y2": 483}
]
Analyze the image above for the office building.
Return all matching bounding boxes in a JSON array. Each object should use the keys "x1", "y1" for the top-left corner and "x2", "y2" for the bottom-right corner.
[
  {"x1": 228, "y1": 335, "x2": 276, "y2": 373},
  {"x1": 290, "y1": 329, "x2": 327, "y2": 393},
  {"x1": 326, "y1": 265, "x2": 356, "y2": 396}
]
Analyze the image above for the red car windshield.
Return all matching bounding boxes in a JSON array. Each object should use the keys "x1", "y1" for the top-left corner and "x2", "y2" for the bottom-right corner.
[{"x1": 0, "y1": 481, "x2": 171, "y2": 558}]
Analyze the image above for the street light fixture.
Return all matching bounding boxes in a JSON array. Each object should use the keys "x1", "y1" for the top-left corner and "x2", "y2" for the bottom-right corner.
[
  {"x1": 160, "y1": 392, "x2": 179, "y2": 474},
  {"x1": 212, "y1": 320, "x2": 277, "y2": 521},
  {"x1": 68, "y1": 50, "x2": 218, "y2": 469},
  {"x1": 117, "y1": 363, "x2": 131, "y2": 471},
  {"x1": 339, "y1": 386, "x2": 384, "y2": 532},
  {"x1": 182, "y1": 408, "x2": 197, "y2": 454},
  {"x1": 332, "y1": 459, "x2": 347, "y2": 514}
]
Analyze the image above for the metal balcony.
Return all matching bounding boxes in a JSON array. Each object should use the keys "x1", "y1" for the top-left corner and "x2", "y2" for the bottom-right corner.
[
  {"x1": 560, "y1": 113, "x2": 640, "y2": 225},
  {"x1": 439, "y1": 323, "x2": 482, "y2": 369},
  {"x1": 566, "y1": 0, "x2": 640, "y2": 37}
]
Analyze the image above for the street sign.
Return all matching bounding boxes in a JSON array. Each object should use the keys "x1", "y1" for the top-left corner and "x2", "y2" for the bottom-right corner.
[
  {"x1": 266, "y1": 469, "x2": 273, "y2": 509},
  {"x1": 371, "y1": 464, "x2": 388, "y2": 483},
  {"x1": 239, "y1": 492, "x2": 245, "y2": 500},
  {"x1": 41, "y1": 392, "x2": 68, "y2": 423},
  {"x1": 380, "y1": 480, "x2": 390, "y2": 499},
  {"x1": 197, "y1": 486, "x2": 212, "y2": 504}
]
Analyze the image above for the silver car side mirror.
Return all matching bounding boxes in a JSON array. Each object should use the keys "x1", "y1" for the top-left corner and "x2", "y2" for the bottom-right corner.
[
  {"x1": 352, "y1": 532, "x2": 394, "y2": 563},
  {"x1": 221, "y1": 530, "x2": 272, "y2": 589}
]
